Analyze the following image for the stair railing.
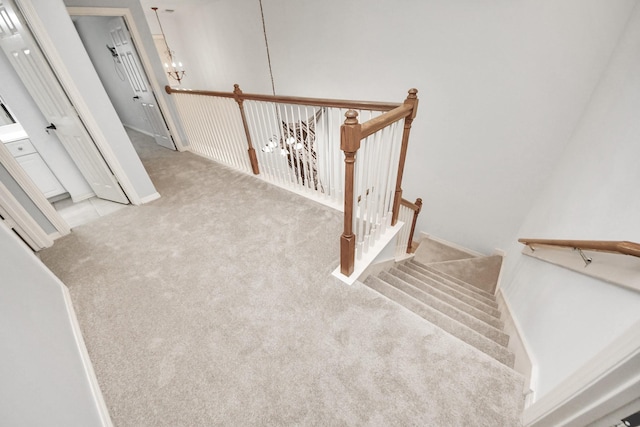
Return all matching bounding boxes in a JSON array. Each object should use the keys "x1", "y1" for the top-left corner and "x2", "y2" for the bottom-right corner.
[
  {"x1": 166, "y1": 84, "x2": 403, "y2": 210},
  {"x1": 165, "y1": 85, "x2": 418, "y2": 277},
  {"x1": 340, "y1": 90, "x2": 419, "y2": 276},
  {"x1": 395, "y1": 197, "x2": 423, "y2": 259},
  {"x1": 519, "y1": 238, "x2": 640, "y2": 263}
]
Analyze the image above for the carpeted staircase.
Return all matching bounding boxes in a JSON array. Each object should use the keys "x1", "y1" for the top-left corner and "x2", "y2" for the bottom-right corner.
[{"x1": 364, "y1": 237, "x2": 516, "y2": 368}]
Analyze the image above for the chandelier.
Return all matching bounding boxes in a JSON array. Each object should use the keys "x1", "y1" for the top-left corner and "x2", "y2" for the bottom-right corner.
[{"x1": 152, "y1": 7, "x2": 185, "y2": 84}]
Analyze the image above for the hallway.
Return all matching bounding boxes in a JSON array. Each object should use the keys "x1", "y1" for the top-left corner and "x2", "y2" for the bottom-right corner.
[{"x1": 39, "y1": 131, "x2": 524, "y2": 426}]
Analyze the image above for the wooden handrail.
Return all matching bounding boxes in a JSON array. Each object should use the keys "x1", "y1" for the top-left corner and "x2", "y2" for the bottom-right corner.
[
  {"x1": 400, "y1": 197, "x2": 422, "y2": 213},
  {"x1": 518, "y1": 238, "x2": 640, "y2": 258},
  {"x1": 360, "y1": 103, "x2": 413, "y2": 138},
  {"x1": 402, "y1": 197, "x2": 423, "y2": 254},
  {"x1": 391, "y1": 89, "x2": 418, "y2": 226},
  {"x1": 165, "y1": 85, "x2": 401, "y2": 112}
]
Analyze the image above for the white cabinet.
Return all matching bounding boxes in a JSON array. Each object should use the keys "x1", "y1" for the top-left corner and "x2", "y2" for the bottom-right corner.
[{"x1": 2, "y1": 137, "x2": 66, "y2": 199}]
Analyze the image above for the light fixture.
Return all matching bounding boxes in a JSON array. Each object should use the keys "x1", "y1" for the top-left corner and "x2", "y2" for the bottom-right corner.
[{"x1": 152, "y1": 7, "x2": 185, "y2": 85}]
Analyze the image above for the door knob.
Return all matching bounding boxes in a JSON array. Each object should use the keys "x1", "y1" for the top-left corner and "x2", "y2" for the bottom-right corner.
[
  {"x1": 133, "y1": 96, "x2": 140, "y2": 100},
  {"x1": 45, "y1": 123, "x2": 57, "y2": 134}
]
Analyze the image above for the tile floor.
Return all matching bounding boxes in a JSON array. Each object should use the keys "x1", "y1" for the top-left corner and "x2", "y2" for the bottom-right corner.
[{"x1": 52, "y1": 196, "x2": 129, "y2": 229}]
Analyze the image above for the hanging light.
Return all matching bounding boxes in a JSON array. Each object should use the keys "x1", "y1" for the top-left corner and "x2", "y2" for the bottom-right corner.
[{"x1": 152, "y1": 7, "x2": 185, "y2": 85}]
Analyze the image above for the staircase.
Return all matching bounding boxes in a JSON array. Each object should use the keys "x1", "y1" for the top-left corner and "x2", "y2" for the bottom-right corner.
[{"x1": 363, "y1": 236, "x2": 516, "y2": 368}]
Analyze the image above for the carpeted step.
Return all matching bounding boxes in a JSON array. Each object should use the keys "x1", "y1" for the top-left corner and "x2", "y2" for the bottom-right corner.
[
  {"x1": 364, "y1": 276, "x2": 515, "y2": 368},
  {"x1": 423, "y1": 256, "x2": 503, "y2": 295},
  {"x1": 411, "y1": 259, "x2": 497, "y2": 301},
  {"x1": 379, "y1": 271, "x2": 509, "y2": 346},
  {"x1": 412, "y1": 237, "x2": 479, "y2": 264},
  {"x1": 387, "y1": 267, "x2": 504, "y2": 330},
  {"x1": 403, "y1": 262, "x2": 500, "y2": 313}
]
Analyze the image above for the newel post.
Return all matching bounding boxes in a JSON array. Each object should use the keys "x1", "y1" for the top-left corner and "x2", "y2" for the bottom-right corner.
[
  {"x1": 233, "y1": 84, "x2": 260, "y2": 175},
  {"x1": 407, "y1": 198, "x2": 423, "y2": 253},
  {"x1": 391, "y1": 88, "x2": 419, "y2": 225},
  {"x1": 340, "y1": 110, "x2": 362, "y2": 276}
]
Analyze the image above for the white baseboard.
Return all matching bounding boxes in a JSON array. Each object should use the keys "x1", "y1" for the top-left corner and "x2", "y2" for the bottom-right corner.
[
  {"x1": 61, "y1": 286, "x2": 113, "y2": 426},
  {"x1": 139, "y1": 192, "x2": 161, "y2": 204},
  {"x1": 70, "y1": 191, "x2": 95, "y2": 204},
  {"x1": 497, "y1": 289, "x2": 537, "y2": 403},
  {"x1": 418, "y1": 231, "x2": 485, "y2": 257},
  {"x1": 123, "y1": 124, "x2": 154, "y2": 138},
  {"x1": 48, "y1": 231, "x2": 63, "y2": 240}
]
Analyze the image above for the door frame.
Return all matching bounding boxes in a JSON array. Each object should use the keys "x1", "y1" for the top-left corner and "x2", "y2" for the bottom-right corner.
[
  {"x1": 0, "y1": 177, "x2": 54, "y2": 250},
  {"x1": 66, "y1": 6, "x2": 186, "y2": 153}
]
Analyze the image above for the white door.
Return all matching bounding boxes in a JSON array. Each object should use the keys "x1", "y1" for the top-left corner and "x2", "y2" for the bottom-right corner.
[
  {"x1": 0, "y1": 0, "x2": 129, "y2": 204},
  {"x1": 108, "y1": 17, "x2": 175, "y2": 150}
]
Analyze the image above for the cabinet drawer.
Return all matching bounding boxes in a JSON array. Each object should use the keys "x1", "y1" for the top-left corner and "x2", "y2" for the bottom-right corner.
[{"x1": 4, "y1": 138, "x2": 37, "y2": 157}]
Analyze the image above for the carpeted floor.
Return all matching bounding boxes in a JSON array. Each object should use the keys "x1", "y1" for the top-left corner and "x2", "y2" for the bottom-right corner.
[{"x1": 40, "y1": 130, "x2": 524, "y2": 426}]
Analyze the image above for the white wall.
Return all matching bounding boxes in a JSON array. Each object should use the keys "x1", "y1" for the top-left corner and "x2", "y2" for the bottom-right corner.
[
  {"x1": 74, "y1": 16, "x2": 152, "y2": 135},
  {"x1": 501, "y1": 1, "x2": 640, "y2": 398},
  {"x1": 0, "y1": 222, "x2": 110, "y2": 425},
  {"x1": 140, "y1": 0, "x2": 273, "y2": 94}
]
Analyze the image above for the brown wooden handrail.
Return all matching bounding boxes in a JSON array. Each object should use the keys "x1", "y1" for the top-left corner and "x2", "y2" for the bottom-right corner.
[
  {"x1": 165, "y1": 85, "x2": 402, "y2": 112},
  {"x1": 401, "y1": 197, "x2": 423, "y2": 254},
  {"x1": 400, "y1": 197, "x2": 422, "y2": 212},
  {"x1": 518, "y1": 238, "x2": 640, "y2": 258},
  {"x1": 360, "y1": 104, "x2": 414, "y2": 138}
]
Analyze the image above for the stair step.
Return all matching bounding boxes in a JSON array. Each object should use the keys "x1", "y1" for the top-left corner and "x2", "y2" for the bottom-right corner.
[
  {"x1": 387, "y1": 268, "x2": 504, "y2": 330},
  {"x1": 412, "y1": 237, "x2": 479, "y2": 264},
  {"x1": 379, "y1": 271, "x2": 509, "y2": 346},
  {"x1": 364, "y1": 276, "x2": 515, "y2": 368},
  {"x1": 412, "y1": 259, "x2": 497, "y2": 300},
  {"x1": 425, "y1": 256, "x2": 503, "y2": 295},
  {"x1": 402, "y1": 263, "x2": 500, "y2": 314}
]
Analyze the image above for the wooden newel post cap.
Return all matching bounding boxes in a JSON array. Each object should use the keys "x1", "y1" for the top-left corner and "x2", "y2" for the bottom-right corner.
[
  {"x1": 407, "y1": 88, "x2": 418, "y2": 99},
  {"x1": 233, "y1": 84, "x2": 242, "y2": 94},
  {"x1": 344, "y1": 110, "x2": 359, "y2": 125}
]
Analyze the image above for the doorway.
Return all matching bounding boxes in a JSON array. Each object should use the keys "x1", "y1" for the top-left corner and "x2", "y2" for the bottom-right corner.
[
  {"x1": 0, "y1": 1, "x2": 184, "y2": 242},
  {"x1": 0, "y1": 0, "x2": 133, "y2": 235},
  {"x1": 71, "y1": 14, "x2": 177, "y2": 152}
]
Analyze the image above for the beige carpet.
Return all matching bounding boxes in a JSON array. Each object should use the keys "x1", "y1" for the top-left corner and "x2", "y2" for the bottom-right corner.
[{"x1": 40, "y1": 130, "x2": 524, "y2": 426}]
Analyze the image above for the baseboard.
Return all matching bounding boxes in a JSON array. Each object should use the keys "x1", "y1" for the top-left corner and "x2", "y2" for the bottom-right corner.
[
  {"x1": 523, "y1": 319, "x2": 640, "y2": 427},
  {"x1": 139, "y1": 192, "x2": 161, "y2": 204},
  {"x1": 61, "y1": 285, "x2": 113, "y2": 426},
  {"x1": 418, "y1": 232, "x2": 485, "y2": 257},
  {"x1": 123, "y1": 124, "x2": 154, "y2": 138},
  {"x1": 496, "y1": 289, "x2": 537, "y2": 403},
  {"x1": 70, "y1": 191, "x2": 96, "y2": 204},
  {"x1": 48, "y1": 231, "x2": 63, "y2": 240}
]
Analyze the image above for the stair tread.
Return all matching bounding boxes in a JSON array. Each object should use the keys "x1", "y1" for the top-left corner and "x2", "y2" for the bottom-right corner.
[
  {"x1": 402, "y1": 262, "x2": 500, "y2": 313},
  {"x1": 411, "y1": 259, "x2": 497, "y2": 300},
  {"x1": 380, "y1": 271, "x2": 509, "y2": 346},
  {"x1": 364, "y1": 276, "x2": 515, "y2": 368},
  {"x1": 387, "y1": 267, "x2": 504, "y2": 330}
]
